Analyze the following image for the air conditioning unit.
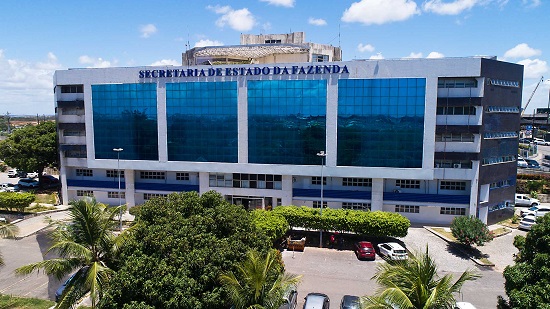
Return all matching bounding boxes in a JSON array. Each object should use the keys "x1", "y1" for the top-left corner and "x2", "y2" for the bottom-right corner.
[{"x1": 453, "y1": 163, "x2": 462, "y2": 168}]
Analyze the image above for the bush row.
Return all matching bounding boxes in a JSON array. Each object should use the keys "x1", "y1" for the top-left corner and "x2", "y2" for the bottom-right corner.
[
  {"x1": 271, "y1": 206, "x2": 410, "y2": 237},
  {"x1": 0, "y1": 192, "x2": 35, "y2": 212}
]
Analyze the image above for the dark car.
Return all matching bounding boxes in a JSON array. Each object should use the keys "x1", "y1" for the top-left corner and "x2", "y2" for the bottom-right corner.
[
  {"x1": 525, "y1": 159, "x2": 541, "y2": 169},
  {"x1": 353, "y1": 241, "x2": 375, "y2": 260},
  {"x1": 40, "y1": 175, "x2": 60, "y2": 189},
  {"x1": 340, "y1": 295, "x2": 360, "y2": 309},
  {"x1": 55, "y1": 267, "x2": 88, "y2": 302},
  {"x1": 279, "y1": 287, "x2": 298, "y2": 309},
  {"x1": 303, "y1": 293, "x2": 330, "y2": 309}
]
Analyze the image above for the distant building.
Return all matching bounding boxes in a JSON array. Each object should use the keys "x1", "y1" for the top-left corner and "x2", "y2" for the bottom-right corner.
[
  {"x1": 182, "y1": 32, "x2": 342, "y2": 66},
  {"x1": 55, "y1": 56, "x2": 522, "y2": 225}
]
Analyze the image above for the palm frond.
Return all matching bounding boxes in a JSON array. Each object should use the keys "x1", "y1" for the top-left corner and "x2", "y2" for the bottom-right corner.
[
  {"x1": 0, "y1": 223, "x2": 19, "y2": 239},
  {"x1": 15, "y1": 258, "x2": 83, "y2": 280}
]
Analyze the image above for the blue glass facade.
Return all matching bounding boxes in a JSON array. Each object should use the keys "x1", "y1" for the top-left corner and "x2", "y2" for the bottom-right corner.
[
  {"x1": 337, "y1": 78, "x2": 425, "y2": 168},
  {"x1": 92, "y1": 83, "x2": 158, "y2": 160},
  {"x1": 248, "y1": 80, "x2": 327, "y2": 165},
  {"x1": 166, "y1": 82, "x2": 238, "y2": 162}
]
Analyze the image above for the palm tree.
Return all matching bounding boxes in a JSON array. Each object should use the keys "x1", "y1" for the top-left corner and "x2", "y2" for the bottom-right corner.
[
  {"x1": 15, "y1": 199, "x2": 127, "y2": 309},
  {"x1": 220, "y1": 249, "x2": 302, "y2": 309},
  {"x1": 0, "y1": 221, "x2": 19, "y2": 266},
  {"x1": 362, "y1": 246, "x2": 480, "y2": 309}
]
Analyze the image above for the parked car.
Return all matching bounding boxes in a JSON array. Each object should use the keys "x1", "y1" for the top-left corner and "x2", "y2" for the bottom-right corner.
[
  {"x1": 455, "y1": 302, "x2": 477, "y2": 309},
  {"x1": 534, "y1": 138, "x2": 550, "y2": 146},
  {"x1": 26, "y1": 171, "x2": 39, "y2": 178},
  {"x1": 303, "y1": 293, "x2": 330, "y2": 309},
  {"x1": 7, "y1": 169, "x2": 18, "y2": 178},
  {"x1": 17, "y1": 171, "x2": 28, "y2": 178},
  {"x1": 517, "y1": 158, "x2": 528, "y2": 168},
  {"x1": 17, "y1": 178, "x2": 40, "y2": 188},
  {"x1": 515, "y1": 194, "x2": 540, "y2": 207},
  {"x1": 525, "y1": 159, "x2": 541, "y2": 169},
  {"x1": 518, "y1": 138, "x2": 532, "y2": 144},
  {"x1": 55, "y1": 267, "x2": 89, "y2": 302},
  {"x1": 340, "y1": 295, "x2": 360, "y2": 309},
  {"x1": 520, "y1": 205, "x2": 550, "y2": 217},
  {"x1": 353, "y1": 241, "x2": 375, "y2": 260},
  {"x1": 39, "y1": 174, "x2": 60, "y2": 189},
  {"x1": 279, "y1": 286, "x2": 298, "y2": 309},
  {"x1": 377, "y1": 242, "x2": 408, "y2": 260},
  {"x1": 0, "y1": 183, "x2": 17, "y2": 192},
  {"x1": 518, "y1": 215, "x2": 537, "y2": 231}
]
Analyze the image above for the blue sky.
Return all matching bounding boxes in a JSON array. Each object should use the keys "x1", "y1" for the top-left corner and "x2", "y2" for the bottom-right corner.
[{"x1": 0, "y1": 0, "x2": 548, "y2": 115}]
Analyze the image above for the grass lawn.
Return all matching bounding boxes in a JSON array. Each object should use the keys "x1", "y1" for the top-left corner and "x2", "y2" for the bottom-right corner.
[
  {"x1": 24, "y1": 204, "x2": 57, "y2": 213},
  {"x1": 0, "y1": 294, "x2": 55, "y2": 309},
  {"x1": 34, "y1": 193, "x2": 57, "y2": 205}
]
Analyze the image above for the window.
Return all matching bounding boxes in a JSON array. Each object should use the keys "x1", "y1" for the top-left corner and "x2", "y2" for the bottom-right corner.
[
  {"x1": 209, "y1": 173, "x2": 232, "y2": 187},
  {"x1": 440, "y1": 207, "x2": 466, "y2": 215},
  {"x1": 65, "y1": 145, "x2": 87, "y2": 158},
  {"x1": 435, "y1": 133, "x2": 475, "y2": 142},
  {"x1": 63, "y1": 130, "x2": 85, "y2": 137},
  {"x1": 233, "y1": 173, "x2": 282, "y2": 190},
  {"x1": 440, "y1": 181, "x2": 466, "y2": 191},
  {"x1": 313, "y1": 54, "x2": 329, "y2": 62},
  {"x1": 434, "y1": 160, "x2": 472, "y2": 169},
  {"x1": 436, "y1": 106, "x2": 476, "y2": 115},
  {"x1": 312, "y1": 177, "x2": 326, "y2": 185},
  {"x1": 395, "y1": 179, "x2": 420, "y2": 189},
  {"x1": 143, "y1": 193, "x2": 167, "y2": 200},
  {"x1": 140, "y1": 171, "x2": 165, "y2": 180},
  {"x1": 342, "y1": 202, "x2": 371, "y2": 211},
  {"x1": 482, "y1": 155, "x2": 515, "y2": 166},
  {"x1": 76, "y1": 169, "x2": 93, "y2": 177},
  {"x1": 313, "y1": 201, "x2": 327, "y2": 208},
  {"x1": 438, "y1": 78, "x2": 477, "y2": 88},
  {"x1": 488, "y1": 79, "x2": 520, "y2": 88},
  {"x1": 108, "y1": 192, "x2": 125, "y2": 199},
  {"x1": 490, "y1": 179, "x2": 512, "y2": 189},
  {"x1": 486, "y1": 106, "x2": 520, "y2": 113},
  {"x1": 265, "y1": 39, "x2": 281, "y2": 43},
  {"x1": 76, "y1": 190, "x2": 93, "y2": 197},
  {"x1": 176, "y1": 172, "x2": 190, "y2": 181},
  {"x1": 483, "y1": 132, "x2": 518, "y2": 139},
  {"x1": 60, "y1": 84, "x2": 84, "y2": 93},
  {"x1": 395, "y1": 205, "x2": 419, "y2": 213},
  {"x1": 61, "y1": 107, "x2": 84, "y2": 115},
  {"x1": 106, "y1": 170, "x2": 125, "y2": 178},
  {"x1": 343, "y1": 178, "x2": 372, "y2": 187},
  {"x1": 276, "y1": 198, "x2": 282, "y2": 206}
]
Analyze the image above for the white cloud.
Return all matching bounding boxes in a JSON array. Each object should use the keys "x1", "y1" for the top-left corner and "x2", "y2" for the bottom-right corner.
[
  {"x1": 423, "y1": 0, "x2": 478, "y2": 15},
  {"x1": 308, "y1": 17, "x2": 327, "y2": 26},
  {"x1": 0, "y1": 50, "x2": 63, "y2": 115},
  {"x1": 78, "y1": 55, "x2": 114, "y2": 68},
  {"x1": 357, "y1": 43, "x2": 375, "y2": 53},
  {"x1": 406, "y1": 52, "x2": 423, "y2": 58},
  {"x1": 341, "y1": 0, "x2": 419, "y2": 25},
  {"x1": 503, "y1": 43, "x2": 541, "y2": 59},
  {"x1": 370, "y1": 53, "x2": 385, "y2": 59},
  {"x1": 140, "y1": 24, "x2": 157, "y2": 38},
  {"x1": 194, "y1": 39, "x2": 224, "y2": 47},
  {"x1": 518, "y1": 59, "x2": 548, "y2": 79},
  {"x1": 522, "y1": 0, "x2": 541, "y2": 7},
  {"x1": 150, "y1": 59, "x2": 180, "y2": 66},
  {"x1": 427, "y1": 51, "x2": 445, "y2": 58},
  {"x1": 207, "y1": 5, "x2": 256, "y2": 31},
  {"x1": 260, "y1": 0, "x2": 295, "y2": 7}
]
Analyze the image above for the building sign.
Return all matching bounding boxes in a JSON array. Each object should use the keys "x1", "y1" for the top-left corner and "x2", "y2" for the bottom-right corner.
[{"x1": 139, "y1": 64, "x2": 349, "y2": 78}]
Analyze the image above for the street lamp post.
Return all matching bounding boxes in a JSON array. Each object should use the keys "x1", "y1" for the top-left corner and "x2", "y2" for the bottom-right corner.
[
  {"x1": 113, "y1": 148, "x2": 123, "y2": 231},
  {"x1": 317, "y1": 150, "x2": 327, "y2": 248}
]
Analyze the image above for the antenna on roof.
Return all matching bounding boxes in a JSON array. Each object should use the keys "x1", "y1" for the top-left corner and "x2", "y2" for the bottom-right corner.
[{"x1": 338, "y1": 23, "x2": 341, "y2": 48}]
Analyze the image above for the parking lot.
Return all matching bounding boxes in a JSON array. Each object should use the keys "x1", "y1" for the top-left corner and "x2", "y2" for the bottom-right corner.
[{"x1": 283, "y1": 226, "x2": 525, "y2": 308}]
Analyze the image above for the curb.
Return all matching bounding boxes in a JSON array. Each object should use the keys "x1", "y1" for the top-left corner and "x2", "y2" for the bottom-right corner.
[{"x1": 424, "y1": 226, "x2": 495, "y2": 267}]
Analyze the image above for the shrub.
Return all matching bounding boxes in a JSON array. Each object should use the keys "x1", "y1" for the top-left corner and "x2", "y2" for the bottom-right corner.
[
  {"x1": 272, "y1": 206, "x2": 410, "y2": 237},
  {"x1": 0, "y1": 192, "x2": 35, "y2": 212},
  {"x1": 450, "y1": 215, "x2": 494, "y2": 247},
  {"x1": 251, "y1": 210, "x2": 289, "y2": 242}
]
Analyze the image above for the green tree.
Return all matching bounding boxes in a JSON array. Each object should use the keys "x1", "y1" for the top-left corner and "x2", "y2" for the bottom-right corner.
[
  {"x1": 499, "y1": 214, "x2": 550, "y2": 308},
  {"x1": 219, "y1": 250, "x2": 301, "y2": 309},
  {"x1": 15, "y1": 199, "x2": 125, "y2": 309},
  {"x1": 363, "y1": 247, "x2": 479, "y2": 309},
  {"x1": 0, "y1": 222, "x2": 19, "y2": 266},
  {"x1": 450, "y1": 215, "x2": 494, "y2": 247},
  {"x1": 0, "y1": 121, "x2": 57, "y2": 176},
  {"x1": 99, "y1": 191, "x2": 273, "y2": 309}
]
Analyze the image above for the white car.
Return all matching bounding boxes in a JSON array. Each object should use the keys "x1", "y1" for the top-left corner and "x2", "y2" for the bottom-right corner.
[
  {"x1": 533, "y1": 138, "x2": 550, "y2": 146},
  {"x1": 517, "y1": 158, "x2": 528, "y2": 168},
  {"x1": 520, "y1": 205, "x2": 550, "y2": 217},
  {"x1": 455, "y1": 302, "x2": 476, "y2": 309},
  {"x1": 7, "y1": 170, "x2": 18, "y2": 178},
  {"x1": 515, "y1": 194, "x2": 540, "y2": 207},
  {"x1": 26, "y1": 172, "x2": 39, "y2": 178},
  {"x1": 377, "y1": 242, "x2": 408, "y2": 260},
  {"x1": 17, "y1": 178, "x2": 40, "y2": 188},
  {"x1": 518, "y1": 215, "x2": 537, "y2": 230}
]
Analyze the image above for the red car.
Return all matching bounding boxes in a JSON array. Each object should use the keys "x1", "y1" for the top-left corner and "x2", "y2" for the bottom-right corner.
[{"x1": 354, "y1": 241, "x2": 375, "y2": 260}]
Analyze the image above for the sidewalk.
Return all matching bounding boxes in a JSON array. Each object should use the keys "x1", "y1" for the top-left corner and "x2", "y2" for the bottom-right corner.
[{"x1": 12, "y1": 205, "x2": 71, "y2": 239}]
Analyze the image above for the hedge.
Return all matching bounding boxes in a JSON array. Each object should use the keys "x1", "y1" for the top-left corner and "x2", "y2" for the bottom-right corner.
[
  {"x1": 272, "y1": 206, "x2": 410, "y2": 237},
  {"x1": 0, "y1": 192, "x2": 35, "y2": 212},
  {"x1": 250, "y1": 210, "x2": 289, "y2": 242}
]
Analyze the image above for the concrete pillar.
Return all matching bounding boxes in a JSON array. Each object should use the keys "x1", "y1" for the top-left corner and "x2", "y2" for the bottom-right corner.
[
  {"x1": 199, "y1": 172, "x2": 210, "y2": 194},
  {"x1": 125, "y1": 169, "x2": 135, "y2": 208},
  {"x1": 371, "y1": 178, "x2": 384, "y2": 211},
  {"x1": 60, "y1": 156, "x2": 69, "y2": 206},
  {"x1": 281, "y1": 175, "x2": 294, "y2": 206}
]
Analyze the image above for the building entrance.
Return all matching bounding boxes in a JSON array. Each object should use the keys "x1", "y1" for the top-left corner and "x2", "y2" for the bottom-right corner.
[{"x1": 228, "y1": 196, "x2": 273, "y2": 210}]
